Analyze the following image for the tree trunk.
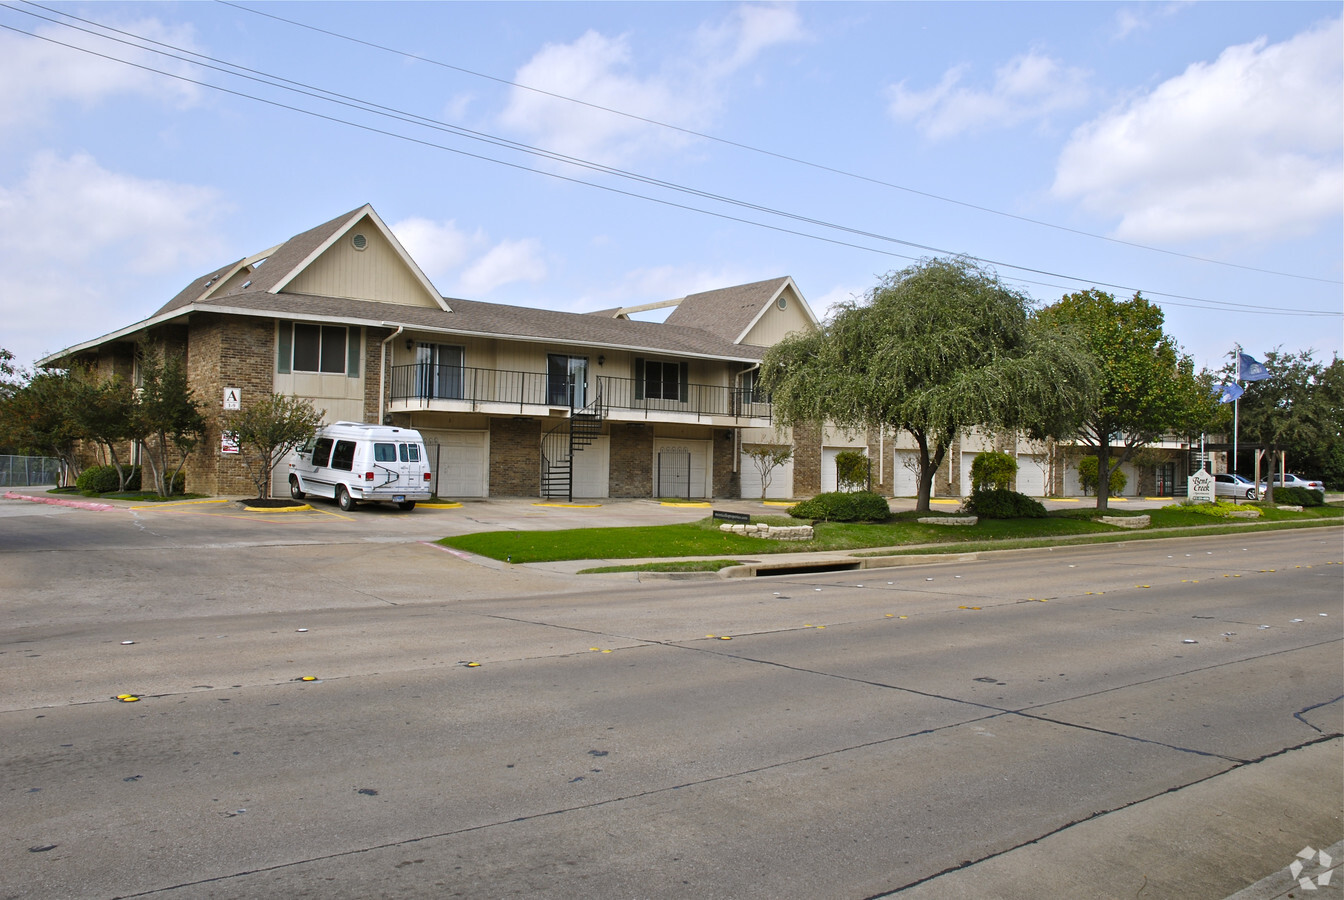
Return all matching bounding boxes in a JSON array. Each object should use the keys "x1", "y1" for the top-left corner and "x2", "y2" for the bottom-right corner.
[{"x1": 1095, "y1": 440, "x2": 1112, "y2": 510}]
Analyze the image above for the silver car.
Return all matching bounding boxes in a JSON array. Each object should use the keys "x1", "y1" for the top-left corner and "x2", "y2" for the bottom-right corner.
[
  {"x1": 1259, "y1": 473, "x2": 1325, "y2": 494},
  {"x1": 1213, "y1": 473, "x2": 1257, "y2": 500}
]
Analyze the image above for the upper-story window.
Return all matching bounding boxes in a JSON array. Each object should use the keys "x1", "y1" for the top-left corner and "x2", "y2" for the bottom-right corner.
[
  {"x1": 634, "y1": 358, "x2": 688, "y2": 402},
  {"x1": 278, "y1": 322, "x2": 359, "y2": 376}
]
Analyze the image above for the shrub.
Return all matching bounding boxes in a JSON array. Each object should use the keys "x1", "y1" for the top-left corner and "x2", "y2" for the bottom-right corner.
[
  {"x1": 834, "y1": 450, "x2": 869, "y2": 492},
  {"x1": 1270, "y1": 486, "x2": 1324, "y2": 507},
  {"x1": 969, "y1": 451, "x2": 1017, "y2": 492},
  {"x1": 76, "y1": 464, "x2": 140, "y2": 493},
  {"x1": 1171, "y1": 500, "x2": 1252, "y2": 518},
  {"x1": 961, "y1": 488, "x2": 1047, "y2": 519},
  {"x1": 788, "y1": 490, "x2": 891, "y2": 522},
  {"x1": 1078, "y1": 456, "x2": 1127, "y2": 496}
]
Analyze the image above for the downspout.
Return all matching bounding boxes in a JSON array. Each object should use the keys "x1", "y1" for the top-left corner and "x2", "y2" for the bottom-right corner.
[{"x1": 379, "y1": 324, "x2": 404, "y2": 425}]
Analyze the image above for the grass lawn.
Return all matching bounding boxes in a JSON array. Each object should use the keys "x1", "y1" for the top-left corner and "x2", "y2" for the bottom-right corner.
[{"x1": 438, "y1": 504, "x2": 1342, "y2": 566}]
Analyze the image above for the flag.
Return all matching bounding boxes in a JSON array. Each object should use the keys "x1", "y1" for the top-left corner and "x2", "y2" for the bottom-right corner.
[
  {"x1": 1238, "y1": 353, "x2": 1270, "y2": 382},
  {"x1": 1216, "y1": 382, "x2": 1244, "y2": 404}
]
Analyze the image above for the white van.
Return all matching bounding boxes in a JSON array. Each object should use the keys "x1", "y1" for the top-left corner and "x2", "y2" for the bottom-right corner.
[{"x1": 289, "y1": 422, "x2": 432, "y2": 511}]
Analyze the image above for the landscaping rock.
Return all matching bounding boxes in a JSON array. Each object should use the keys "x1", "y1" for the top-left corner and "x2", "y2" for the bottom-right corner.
[
  {"x1": 719, "y1": 523, "x2": 814, "y2": 541},
  {"x1": 917, "y1": 516, "x2": 978, "y2": 526},
  {"x1": 1100, "y1": 515, "x2": 1150, "y2": 529}
]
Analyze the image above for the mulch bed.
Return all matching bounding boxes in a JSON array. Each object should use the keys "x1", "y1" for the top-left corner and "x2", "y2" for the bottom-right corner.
[{"x1": 238, "y1": 498, "x2": 307, "y2": 510}]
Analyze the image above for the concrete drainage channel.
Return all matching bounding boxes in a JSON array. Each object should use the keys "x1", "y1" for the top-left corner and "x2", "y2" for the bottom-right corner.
[{"x1": 720, "y1": 553, "x2": 979, "y2": 578}]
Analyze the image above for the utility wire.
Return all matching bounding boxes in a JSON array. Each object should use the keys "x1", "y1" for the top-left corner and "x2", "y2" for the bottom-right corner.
[
  {"x1": 1, "y1": 9, "x2": 1338, "y2": 319},
  {"x1": 215, "y1": 0, "x2": 1342, "y2": 287}
]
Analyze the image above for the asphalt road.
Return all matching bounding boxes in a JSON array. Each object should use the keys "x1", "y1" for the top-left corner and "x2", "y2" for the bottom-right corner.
[{"x1": 1, "y1": 495, "x2": 1341, "y2": 899}]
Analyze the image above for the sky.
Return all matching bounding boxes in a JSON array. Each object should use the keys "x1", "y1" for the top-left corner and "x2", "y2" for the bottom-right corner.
[{"x1": 0, "y1": 1, "x2": 1340, "y2": 376}]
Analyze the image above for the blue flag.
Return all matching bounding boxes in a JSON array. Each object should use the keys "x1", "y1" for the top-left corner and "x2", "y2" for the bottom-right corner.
[
  {"x1": 1238, "y1": 353, "x2": 1270, "y2": 382},
  {"x1": 1216, "y1": 382, "x2": 1244, "y2": 403}
]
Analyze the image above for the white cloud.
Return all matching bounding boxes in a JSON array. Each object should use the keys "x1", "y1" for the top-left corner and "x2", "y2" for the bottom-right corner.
[
  {"x1": 457, "y1": 239, "x2": 548, "y2": 295},
  {"x1": 0, "y1": 17, "x2": 202, "y2": 130},
  {"x1": 390, "y1": 216, "x2": 477, "y2": 286},
  {"x1": 0, "y1": 153, "x2": 224, "y2": 365},
  {"x1": 1053, "y1": 17, "x2": 1344, "y2": 243},
  {"x1": 887, "y1": 51, "x2": 1091, "y2": 140},
  {"x1": 498, "y1": 4, "x2": 806, "y2": 166}
]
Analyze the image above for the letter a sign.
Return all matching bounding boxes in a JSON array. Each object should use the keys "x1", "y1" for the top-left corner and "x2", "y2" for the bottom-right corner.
[{"x1": 223, "y1": 388, "x2": 241, "y2": 410}]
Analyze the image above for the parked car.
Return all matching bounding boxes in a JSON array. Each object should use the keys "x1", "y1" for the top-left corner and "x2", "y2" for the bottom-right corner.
[
  {"x1": 1258, "y1": 473, "x2": 1325, "y2": 494},
  {"x1": 1213, "y1": 473, "x2": 1257, "y2": 500}
]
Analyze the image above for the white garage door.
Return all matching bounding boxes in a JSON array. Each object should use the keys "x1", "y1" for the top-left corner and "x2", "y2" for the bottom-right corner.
[
  {"x1": 422, "y1": 430, "x2": 487, "y2": 498},
  {"x1": 892, "y1": 450, "x2": 920, "y2": 497},
  {"x1": 822, "y1": 447, "x2": 868, "y2": 493},
  {"x1": 570, "y1": 436, "x2": 609, "y2": 499},
  {"x1": 740, "y1": 452, "x2": 793, "y2": 500},
  {"x1": 959, "y1": 453, "x2": 978, "y2": 496},
  {"x1": 1015, "y1": 455, "x2": 1045, "y2": 496}
]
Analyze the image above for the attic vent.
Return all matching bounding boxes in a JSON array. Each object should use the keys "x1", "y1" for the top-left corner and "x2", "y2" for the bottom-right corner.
[
  {"x1": 352, "y1": 233, "x2": 368, "y2": 251},
  {"x1": 777, "y1": 296, "x2": 787, "y2": 310},
  {"x1": 240, "y1": 280, "x2": 252, "y2": 289}
]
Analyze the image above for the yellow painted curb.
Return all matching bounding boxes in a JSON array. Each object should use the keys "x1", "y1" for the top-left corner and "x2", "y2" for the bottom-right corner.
[
  {"x1": 241, "y1": 503, "x2": 313, "y2": 513},
  {"x1": 1050, "y1": 498, "x2": 1080, "y2": 503},
  {"x1": 129, "y1": 498, "x2": 231, "y2": 510},
  {"x1": 534, "y1": 502, "x2": 602, "y2": 508},
  {"x1": 763, "y1": 501, "x2": 794, "y2": 507},
  {"x1": 419, "y1": 502, "x2": 463, "y2": 509},
  {"x1": 661, "y1": 501, "x2": 710, "y2": 508}
]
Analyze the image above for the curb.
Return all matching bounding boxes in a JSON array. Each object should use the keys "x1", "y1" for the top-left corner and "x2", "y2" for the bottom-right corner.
[{"x1": 3, "y1": 491, "x2": 115, "y2": 512}]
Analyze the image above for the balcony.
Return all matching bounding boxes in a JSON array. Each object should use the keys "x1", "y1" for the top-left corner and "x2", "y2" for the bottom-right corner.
[{"x1": 389, "y1": 364, "x2": 771, "y2": 425}]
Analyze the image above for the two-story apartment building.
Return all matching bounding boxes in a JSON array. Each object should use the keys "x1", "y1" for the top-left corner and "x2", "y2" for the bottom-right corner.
[
  {"x1": 44, "y1": 204, "x2": 821, "y2": 500},
  {"x1": 44, "y1": 203, "x2": 1200, "y2": 502}
]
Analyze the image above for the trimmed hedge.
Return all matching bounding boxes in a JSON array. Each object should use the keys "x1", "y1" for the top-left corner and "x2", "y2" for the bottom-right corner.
[
  {"x1": 1269, "y1": 486, "x2": 1325, "y2": 507},
  {"x1": 961, "y1": 488, "x2": 1047, "y2": 519},
  {"x1": 76, "y1": 464, "x2": 140, "y2": 493},
  {"x1": 788, "y1": 490, "x2": 891, "y2": 522}
]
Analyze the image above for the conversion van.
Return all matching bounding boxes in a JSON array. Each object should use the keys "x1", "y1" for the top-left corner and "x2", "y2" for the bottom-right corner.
[{"x1": 289, "y1": 422, "x2": 432, "y2": 511}]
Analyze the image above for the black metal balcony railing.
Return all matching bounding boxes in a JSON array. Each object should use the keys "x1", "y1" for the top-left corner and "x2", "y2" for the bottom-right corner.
[{"x1": 390, "y1": 364, "x2": 770, "y2": 422}]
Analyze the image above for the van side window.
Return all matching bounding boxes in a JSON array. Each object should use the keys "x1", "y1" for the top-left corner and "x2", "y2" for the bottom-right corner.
[
  {"x1": 331, "y1": 440, "x2": 356, "y2": 471},
  {"x1": 374, "y1": 443, "x2": 397, "y2": 462},
  {"x1": 400, "y1": 443, "x2": 421, "y2": 463},
  {"x1": 311, "y1": 437, "x2": 334, "y2": 468}
]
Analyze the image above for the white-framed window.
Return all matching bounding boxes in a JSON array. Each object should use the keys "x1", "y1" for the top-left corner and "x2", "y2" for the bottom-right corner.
[{"x1": 634, "y1": 358, "x2": 687, "y2": 402}]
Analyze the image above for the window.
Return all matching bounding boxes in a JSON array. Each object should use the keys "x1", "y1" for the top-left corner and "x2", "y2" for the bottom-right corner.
[
  {"x1": 374, "y1": 443, "x2": 397, "y2": 463},
  {"x1": 330, "y1": 440, "x2": 356, "y2": 471},
  {"x1": 547, "y1": 354, "x2": 588, "y2": 407},
  {"x1": 399, "y1": 443, "x2": 421, "y2": 463},
  {"x1": 634, "y1": 358, "x2": 688, "y2": 403},
  {"x1": 415, "y1": 344, "x2": 464, "y2": 399},
  {"x1": 311, "y1": 437, "x2": 333, "y2": 468},
  {"x1": 278, "y1": 322, "x2": 359, "y2": 376}
]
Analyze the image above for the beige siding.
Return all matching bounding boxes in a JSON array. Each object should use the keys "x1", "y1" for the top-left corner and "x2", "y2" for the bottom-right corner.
[
  {"x1": 273, "y1": 324, "x2": 367, "y2": 422},
  {"x1": 284, "y1": 218, "x2": 440, "y2": 307},
  {"x1": 740, "y1": 285, "x2": 815, "y2": 346}
]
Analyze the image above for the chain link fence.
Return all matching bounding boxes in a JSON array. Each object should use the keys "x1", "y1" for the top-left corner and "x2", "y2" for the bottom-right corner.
[{"x1": 0, "y1": 455, "x2": 64, "y2": 487}]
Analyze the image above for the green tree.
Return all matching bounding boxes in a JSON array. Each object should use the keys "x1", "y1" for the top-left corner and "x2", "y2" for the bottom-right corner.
[
  {"x1": 1077, "y1": 455, "x2": 1127, "y2": 497},
  {"x1": 1037, "y1": 290, "x2": 1215, "y2": 510},
  {"x1": 761, "y1": 258, "x2": 1096, "y2": 512},
  {"x1": 969, "y1": 450, "x2": 1017, "y2": 492},
  {"x1": 0, "y1": 369, "x2": 84, "y2": 484},
  {"x1": 1233, "y1": 350, "x2": 1342, "y2": 503},
  {"x1": 224, "y1": 394, "x2": 324, "y2": 499},
  {"x1": 833, "y1": 450, "x2": 869, "y2": 492},
  {"x1": 744, "y1": 444, "x2": 792, "y2": 501},
  {"x1": 136, "y1": 352, "x2": 206, "y2": 497},
  {"x1": 67, "y1": 366, "x2": 139, "y2": 491}
]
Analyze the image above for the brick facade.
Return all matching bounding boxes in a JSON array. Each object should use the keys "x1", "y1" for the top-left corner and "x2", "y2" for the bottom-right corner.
[
  {"x1": 489, "y1": 418, "x2": 542, "y2": 496},
  {"x1": 791, "y1": 421, "x2": 822, "y2": 497},
  {"x1": 609, "y1": 425, "x2": 653, "y2": 497}
]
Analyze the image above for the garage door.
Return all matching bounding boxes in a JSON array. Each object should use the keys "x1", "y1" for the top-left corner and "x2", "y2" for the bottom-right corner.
[
  {"x1": 1015, "y1": 455, "x2": 1045, "y2": 496},
  {"x1": 421, "y1": 430, "x2": 487, "y2": 498},
  {"x1": 740, "y1": 451, "x2": 793, "y2": 500},
  {"x1": 822, "y1": 447, "x2": 868, "y2": 493},
  {"x1": 892, "y1": 450, "x2": 920, "y2": 497},
  {"x1": 570, "y1": 436, "x2": 609, "y2": 499}
]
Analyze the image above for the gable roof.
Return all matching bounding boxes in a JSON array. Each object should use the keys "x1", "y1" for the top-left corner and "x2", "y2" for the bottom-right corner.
[
  {"x1": 663, "y1": 276, "x2": 816, "y2": 344},
  {"x1": 151, "y1": 204, "x2": 447, "y2": 317}
]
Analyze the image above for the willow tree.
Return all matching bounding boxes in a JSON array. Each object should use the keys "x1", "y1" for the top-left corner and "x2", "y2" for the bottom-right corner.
[
  {"x1": 1037, "y1": 290, "x2": 1216, "y2": 510},
  {"x1": 760, "y1": 258, "x2": 1096, "y2": 512}
]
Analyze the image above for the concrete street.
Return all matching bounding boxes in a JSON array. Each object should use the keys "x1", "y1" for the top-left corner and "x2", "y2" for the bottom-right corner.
[{"x1": 1, "y1": 494, "x2": 1341, "y2": 898}]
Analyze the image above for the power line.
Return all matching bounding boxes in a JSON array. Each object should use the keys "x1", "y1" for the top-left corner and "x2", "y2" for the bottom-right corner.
[
  {"x1": 215, "y1": 0, "x2": 1343, "y2": 288},
  {"x1": 1, "y1": 8, "x2": 1339, "y2": 320}
]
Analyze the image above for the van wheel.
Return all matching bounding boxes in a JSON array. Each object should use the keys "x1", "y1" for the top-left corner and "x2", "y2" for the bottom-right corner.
[
  {"x1": 397, "y1": 501, "x2": 416, "y2": 511},
  {"x1": 336, "y1": 486, "x2": 355, "y2": 511},
  {"x1": 289, "y1": 476, "x2": 305, "y2": 500}
]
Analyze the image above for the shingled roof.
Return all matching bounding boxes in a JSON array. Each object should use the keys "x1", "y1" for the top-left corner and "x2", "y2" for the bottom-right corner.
[{"x1": 663, "y1": 277, "x2": 793, "y2": 344}]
